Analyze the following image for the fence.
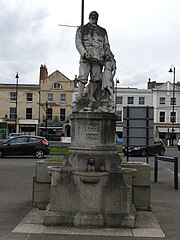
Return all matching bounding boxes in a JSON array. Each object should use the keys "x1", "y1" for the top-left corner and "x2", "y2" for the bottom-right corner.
[{"x1": 154, "y1": 155, "x2": 178, "y2": 190}]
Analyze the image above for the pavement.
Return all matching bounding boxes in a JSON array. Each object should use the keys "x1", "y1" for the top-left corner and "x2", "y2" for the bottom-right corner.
[{"x1": 0, "y1": 149, "x2": 180, "y2": 240}]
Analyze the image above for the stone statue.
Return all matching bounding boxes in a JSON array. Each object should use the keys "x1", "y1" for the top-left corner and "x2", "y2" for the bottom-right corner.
[
  {"x1": 102, "y1": 52, "x2": 116, "y2": 103},
  {"x1": 74, "y1": 11, "x2": 116, "y2": 112}
]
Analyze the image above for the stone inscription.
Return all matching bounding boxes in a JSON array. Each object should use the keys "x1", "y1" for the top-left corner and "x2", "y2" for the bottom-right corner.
[
  {"x1": 86, "y1": 133, "x2": 98, "y2": 141},
  {"x1": 86, "y1": 122, "x2": 99, "y2": 142},
  {"x1": 86, "y1": 122, "x2": 99, "y2": 132}
]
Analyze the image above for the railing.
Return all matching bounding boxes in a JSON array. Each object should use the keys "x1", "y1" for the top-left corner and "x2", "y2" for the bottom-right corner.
[{"x1": 154, "y1": 155, "x2": 179, "y2": 190}]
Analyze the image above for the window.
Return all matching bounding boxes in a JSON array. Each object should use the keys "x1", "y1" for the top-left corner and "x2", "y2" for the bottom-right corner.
[
  {"x1": 159, "y1": 111, "x2": 165, "y2": 122},
  {"x1": 139, "y1": 97, "x2": 145, "y2": 105},
  {"x1": 47, "y1": 108, "x2": 53, "y2": 121},
  {"x1": 60, "y1": 93, "x2": 66, "y2": 102},
  {"x1": 10, "y1": 92, "x2": 16, "y2": 101},
  {"x1": 159, "y1": 97, "x2": 165, "y2": 105},
  {"x1": 116, "y1": 96, "x2": 123, "y2": 104},
  {"x1": 128, "y1": 97, "x2": 134, "y2": 104},
  {"x1": 170, "y1": 112, "x2": 176, "y2": 123},
  {"x1": 26, "y1": 93, "x2": 33, "y2": 101},
  {"x1": 60, "y1": 108, "x2": 66, "y2": 121},
  {"x1": 26, "y1": 108, "x2": 32, "y2": 119},
  {"x1": 170, "y1": 97, "x2": 176, "y2": 105},
  {"x1": 52, "y1": 82, "x2": 62, "y2": 89},
  {"x1": 116, "y1": 110, "x2": 122, "y2": 121},
  {"x1": 10, "y1": 137, "x2": 28, "y2": 144},
  {"x1": 10, "y1": 108, "x2": 16, "y2": 119},
  {"x1": 28, "y1": 137, "x2": 39, "y2": 143},
  {"x1": 47, "y1": 93, "x2": 53, "y2": 102}
]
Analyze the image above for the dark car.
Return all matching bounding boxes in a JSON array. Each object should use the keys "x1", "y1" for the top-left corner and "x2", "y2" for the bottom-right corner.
[
  {"x1": 0, "y1": 135, "x2": 50, "y2": 158},
  {"x1": 123, "y1": 138, "x2": 165, "y2": 157}
]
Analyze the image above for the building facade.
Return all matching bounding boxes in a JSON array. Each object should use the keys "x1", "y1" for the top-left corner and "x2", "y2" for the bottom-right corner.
[
  {"x1": 115, "y1": 87, "x2": 153, "y2": 139},
  {"x1": 39, "y1": 65, "x2": 74, "y2": 140},
  {"x1": 0, "y1": 65, "x2": 74, "y2": 140},
  {"x1": 1, "y1": 65, "x2": 179, "y2": 145},
  {"x1": 148, "y1": 80, "x2": 180, "y2": 144},
  {"x1": 0, "y1": 83, "x2": 40, "y2": 138}
]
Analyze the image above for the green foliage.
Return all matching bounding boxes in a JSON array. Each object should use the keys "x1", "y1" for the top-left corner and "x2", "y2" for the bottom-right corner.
[
  {"x1": 49, "y1": 145, "x2": 122, "y2": 154},
  {"x1": 50, "y1": 147, "x2": 69, "y2": 154},
  {"x1": 116, "y1": 146, "x2": 122, "y2": 153}
]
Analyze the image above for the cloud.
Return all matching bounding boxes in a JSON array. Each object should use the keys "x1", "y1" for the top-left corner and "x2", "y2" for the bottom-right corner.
[
  {"x1": 0, "y1": 0, "x2": 180, "y2": 89},
  {"x1": 0, "y1": 0, "x2": 49, "y2": 83}
]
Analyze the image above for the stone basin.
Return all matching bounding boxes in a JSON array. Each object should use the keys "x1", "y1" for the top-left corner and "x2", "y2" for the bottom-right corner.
[
  {"x1": 73, "y1": 171, "x2": 109, "y2": 185},
  {"x1": 47, "y1": 166, "x2": 63, "y2": 175}
]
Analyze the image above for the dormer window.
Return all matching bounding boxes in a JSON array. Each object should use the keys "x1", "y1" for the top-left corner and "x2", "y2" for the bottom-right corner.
[{"x1": 52, "y1": 82, "x2": 62, "y2": 89}]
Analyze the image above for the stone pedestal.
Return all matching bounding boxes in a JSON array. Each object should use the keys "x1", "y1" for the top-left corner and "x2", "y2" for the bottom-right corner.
[
  {"x1": 67, "y1": 112, "x2": 121, "y2": 172},
  {"x1": 43, "y1": 113, "x2": 136, "y2": 228}
]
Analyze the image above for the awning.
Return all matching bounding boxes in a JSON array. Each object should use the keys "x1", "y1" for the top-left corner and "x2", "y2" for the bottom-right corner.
[
  {"x1": 158, "y1": 127, "x2": 180, "y2": 133},
  {"x1": 40, "y1": 122, "x2": 63, "y2": 128},
  {"x1": 116, "y1": 127, "x2": 123, "y2": 132}
]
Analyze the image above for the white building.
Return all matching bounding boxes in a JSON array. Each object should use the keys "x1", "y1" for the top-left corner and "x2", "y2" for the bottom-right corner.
[
  {"x1": 115, "y1": 80, "x2": 180, "y2": 145},
  {"x1": 150, "y1": 81, "x2": 180, "y2": 144},
  {"x1": 115, "y1": 87, "x2": 153, "y2": 139}
]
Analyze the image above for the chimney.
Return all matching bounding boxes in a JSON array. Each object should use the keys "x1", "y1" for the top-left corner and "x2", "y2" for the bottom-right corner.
[
  {"x1": 39, "y1": 64, "x2": 48, "y2": 81},
  {"x1": 147, "y1": 78, "x2": 157, "y2": 89}
]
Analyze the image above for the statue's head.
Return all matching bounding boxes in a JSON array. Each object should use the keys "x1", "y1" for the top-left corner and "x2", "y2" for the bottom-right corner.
[{"x1": 89, "y1": 11, "x2": 99, "y2": 26}]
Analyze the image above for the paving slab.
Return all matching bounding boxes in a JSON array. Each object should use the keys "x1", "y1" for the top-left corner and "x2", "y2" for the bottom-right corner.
[{"x1": 12, "y1": 208, "x2": 165, "y2": 238}]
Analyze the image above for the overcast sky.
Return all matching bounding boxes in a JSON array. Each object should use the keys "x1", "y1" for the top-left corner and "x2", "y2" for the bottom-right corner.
[{"x1": 0, "y1": 0, "x2": 180, "y2": 89}]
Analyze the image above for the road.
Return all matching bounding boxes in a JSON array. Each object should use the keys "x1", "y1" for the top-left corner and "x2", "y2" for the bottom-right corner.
[{"x1": 0, "y1": 149, "x2": 179, "y2": 239}]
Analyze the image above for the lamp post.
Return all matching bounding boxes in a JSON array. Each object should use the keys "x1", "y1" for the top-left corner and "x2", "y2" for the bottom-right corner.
[
  {"x1": 37, "y1": 101, "x2": 49, "y2": 139},
  {"x1": 115, "y1": 78, "x2": 120, "y2": 113},
  {"x1": 45, "y1": 101, "x2": 48, "y2": 139},
  {"x1": 81, "y1": 0, "x2": 84, "y2": 26},
  {"x1": 168, "y1": 65, "x2": 176, "y2": 146},
  {"x1": 15, "y1": 72, "x2": 19, "y2": 133}
]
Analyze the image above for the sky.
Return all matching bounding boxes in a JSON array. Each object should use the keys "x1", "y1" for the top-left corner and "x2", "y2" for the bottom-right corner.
[{"x1": 0, "y1": 0, "x2": 180, "y2": 89}]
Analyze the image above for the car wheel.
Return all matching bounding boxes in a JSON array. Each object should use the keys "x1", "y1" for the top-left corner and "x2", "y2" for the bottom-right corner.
[
  {"x1": 35, "y1": 149, "x2": 44, "y2": 159},
  {"x1": 159, "y1": 148, "x2": 165, "y2": 156},
  {"x1": 141, "y1": 149, "x2": 147, "y2": 157}
]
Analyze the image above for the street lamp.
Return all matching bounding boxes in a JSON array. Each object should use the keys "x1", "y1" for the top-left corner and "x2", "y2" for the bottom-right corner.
[
  {"x1": 169, "y1": 65, "x2": 176, "y2": 146},
  {"x1": 81, "y1": 0, "x2": 84, "y2": 26},
  {"x1": 38, "y1": 101, "x2": 49, "y2": 139},
  {"x1": 15, "y1": 72, "x2": 19, "y2": 133},
  {"x1": 115, "y1": 78, "x2": 120, "y2": 113}
]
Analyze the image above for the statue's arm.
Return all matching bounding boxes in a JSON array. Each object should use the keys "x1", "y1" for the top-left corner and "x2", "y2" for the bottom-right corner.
[{"x1": 75, "y1": 27, "x2": 87, "y2": 58}]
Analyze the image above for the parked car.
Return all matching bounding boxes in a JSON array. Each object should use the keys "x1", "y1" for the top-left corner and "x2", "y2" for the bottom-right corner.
[
  {"x1": 177, "y1": 138, "x2": 180, "y2": 150},
  {"x1": 123, "y1": 138, "x2": 165, "y2": 157},
  {"x1": 0, "y1": 135, "x2": 50, "y2": 158}
]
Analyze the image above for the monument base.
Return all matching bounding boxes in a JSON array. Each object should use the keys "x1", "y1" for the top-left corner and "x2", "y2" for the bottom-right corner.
[{"x1": 43, "y1": 113, "x2": 136, "y2": 228}]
